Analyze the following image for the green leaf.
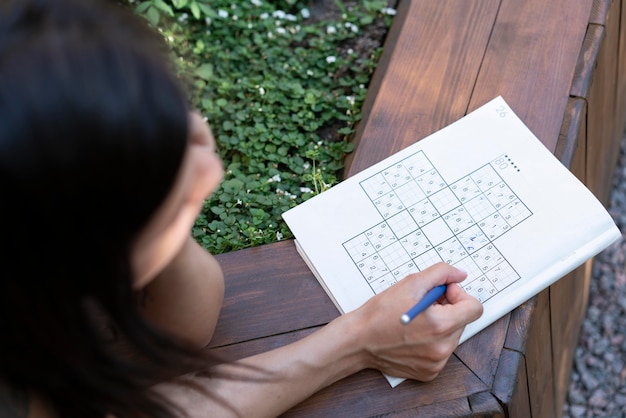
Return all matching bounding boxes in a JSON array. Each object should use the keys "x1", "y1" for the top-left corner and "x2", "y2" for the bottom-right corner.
[
  {"x1": 135, "y1": 1, "x2": 152, "y2": 14},
  {"x1": 190, "y1": 1, "x2": 201, "y2": 19},
  {"x1": 153, "y1": 0, "x2": 174, "y2": 16},
  {"x1": 171, "y1": 0, "x2": 188, "y2": 8},
  {"x1": 145, "y1": 6, "x2": 160, "y2": 26},
  {"x1": 195, "y1": 63, "x2": 214, "y2": 80}
]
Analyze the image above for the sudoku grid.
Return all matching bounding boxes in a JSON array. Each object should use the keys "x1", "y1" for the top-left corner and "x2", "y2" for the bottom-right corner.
[{"x1": 342, "y1": 151, "x2": 532, "y2": 303}]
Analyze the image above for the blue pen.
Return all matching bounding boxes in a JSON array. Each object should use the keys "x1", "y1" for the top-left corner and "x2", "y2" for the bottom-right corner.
[{"x1": 400, "y1": 284, "x2": 447, "y2": 325}]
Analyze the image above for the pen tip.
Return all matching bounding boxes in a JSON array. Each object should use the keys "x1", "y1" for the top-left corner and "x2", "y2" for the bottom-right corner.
[{"x1": 400, "y1": 314, "x2": 410, "y2": 325}]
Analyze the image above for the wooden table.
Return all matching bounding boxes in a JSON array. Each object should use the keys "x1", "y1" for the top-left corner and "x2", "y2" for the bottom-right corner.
[{"x1": 210, "y1": 0, "x2": 626, "y2": 416}]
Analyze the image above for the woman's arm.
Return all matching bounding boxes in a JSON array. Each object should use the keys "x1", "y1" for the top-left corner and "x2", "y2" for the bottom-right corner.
[
  {"x1": 154, "y1": 263, "x2": 483, "y2": 417},
  {"x1": 138, "y1": 236, "x2": 225, "y2": 348}
]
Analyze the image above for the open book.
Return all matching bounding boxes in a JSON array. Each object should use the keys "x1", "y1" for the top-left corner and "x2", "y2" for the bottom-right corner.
[{"x1": 281, "y1": 96, "x2": 620, "y2": 386}]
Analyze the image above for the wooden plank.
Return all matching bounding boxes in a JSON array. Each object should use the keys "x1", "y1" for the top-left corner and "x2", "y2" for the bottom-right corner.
[
  {"x1": 570, "y1": 24, "x2": 605, "y2": 102},
  {"x1": 524, "y1": 289, "x2": 556, "y2": 418},
  {"x1": 555, "y1": 98, "x2": 586, "y2": 168},
  {"x1": 503, "y1": 297, "x2": 536, "y2": 353},
  {"x1": 387, "y1": 397, "x2": 472, "y2": 418},
  {"x1": 550, "y1": 262, "x2": 593, "y2": 418},
  {"x1": 586, "y1": 0, "x2": 621, "y2": 204},
  {"x1": 344, "y1": 0, "x2": 501, "y2": 177},
  {"x1": 454, "y1": 314, "x2": 510, "y2": 387},
  {"x1": 211, "y1": 240, "x2": 339, "y2": 347},
  {"x1": 493, "y1": 349, "x2": 531, "y2": 418},
  {"x1": 469, "y1": 0, "x2": 594, "y2": 152},
  {"x1": 280, "y1": 356, "x2": 487, "y2": 417},
  {"x1": 468, "y1": 391, "x2": 505, "y2": 417},
  {"x1": 589, "y1": 0, "x2": 612, "y2": 24},
  {"x1": 619, "y1": 0, "x2": 626, "y2": 125}
]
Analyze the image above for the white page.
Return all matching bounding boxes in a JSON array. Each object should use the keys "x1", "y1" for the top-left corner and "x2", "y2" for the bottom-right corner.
[{"x1": 282, "y1": 96, "x2": 620, "y2": 386}]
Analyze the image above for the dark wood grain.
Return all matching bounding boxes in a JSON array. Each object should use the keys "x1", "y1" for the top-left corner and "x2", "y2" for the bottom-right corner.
[
  {"x1": 344, "y1": 0, "x2": 500, "y2": 177},
  {"x1": 570, "y1": 24, "x2": 605, "y2": 102},
  {"x1": 619, "y1": 0, "x2": 626, "y2": 125},
  {"x1": 281, "y1": 356, "x2": 487, "y2": 417},
  {"x1": 493, "y1": 349, "x2": 531, "y2": 418},
  {"x1": 211, "y1": 240, "x2": 338, "y2": 348},
  {"x1": 555, "y1": 98, "x2": 586, "y2": 168},
  {"x1": 585, "y1": 0, "x2": 622, "y2": 204},
  {"x1": 468, "y1": 391, "x2": 505, "y2": 417},
  {"x1": 468, "y1": 0, "x2": 594, "y2": 152}
]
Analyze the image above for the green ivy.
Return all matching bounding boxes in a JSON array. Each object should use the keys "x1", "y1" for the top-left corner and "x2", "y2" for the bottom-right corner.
[{"x1": 130, "y1": 0, "x2": 394, "y2": 253}]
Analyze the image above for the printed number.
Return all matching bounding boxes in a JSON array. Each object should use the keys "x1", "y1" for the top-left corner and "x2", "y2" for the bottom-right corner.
[{"x1": 495, "y1": 105, "x2": 508, "y2": 118}]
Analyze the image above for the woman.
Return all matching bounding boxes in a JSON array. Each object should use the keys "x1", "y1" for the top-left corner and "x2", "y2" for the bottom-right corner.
[{"x1": 0, "y1": 0, "x2": 482, "y2": 416}]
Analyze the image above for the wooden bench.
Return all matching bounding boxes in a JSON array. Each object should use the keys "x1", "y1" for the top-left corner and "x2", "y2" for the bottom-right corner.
[{"x1": 209, "y1": 0, "x2": 626, "y2": 416}]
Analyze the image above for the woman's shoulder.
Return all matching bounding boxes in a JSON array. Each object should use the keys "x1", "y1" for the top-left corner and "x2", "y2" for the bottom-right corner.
[{"x1": 0, "y1": 379, "x2": 56, "y2": 418}]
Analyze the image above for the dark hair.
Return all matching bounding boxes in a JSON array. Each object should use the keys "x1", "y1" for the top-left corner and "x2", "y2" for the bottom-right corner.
[{"x1": 0, "y1": 0, "x2": 213, "y2": 416}]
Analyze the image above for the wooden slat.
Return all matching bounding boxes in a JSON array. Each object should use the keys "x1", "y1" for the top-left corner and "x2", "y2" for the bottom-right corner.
[
  {"x1": 585, "y1": 0, "x2": 621, "y2": 204},
  {"x1": 570, "y1": 25, "x2": 605, "y2": 107},
  {"x1": 524, "y1": 289, "x2": 556, "y2": 417},
  {"x1": 493, "y1": 349, "x2": 531, "y2": 418},
  {"x1": 344, "y1": 0, "x2": 501, "y2": 177},
  {"x1": 454, "y1": 314, "x2": 510, "y2": 387},
  {"x1": 550, "y1": 97, "x2": 590, "y2": 418},
  {"x1": 503, "y1": 297, "x2": 536, "y2": 352},
  {"x1": 619, "y1": 0, "x2": 626, "y2": 125},
  {"x1": 281, "y1": 356, "x2": 487, "y2": 417},
  {"x1": 550, "y1": 262, "x2": 593, "y2": 418},
  {"x1": 211, "y1": 240, "x2": 338, "y2": 347},
  {"x1": 555, "y1": 98, "x2": 586, "y2": 168},
  {"x1": 468, "y1": 391, "x2": 505, "y2": 417},
  {"x1": 469, "y1": 0, "x2": 595, "y2": 152},
  {"x1": 589, "y1": 0, "x2": 613, "y2": 24}
]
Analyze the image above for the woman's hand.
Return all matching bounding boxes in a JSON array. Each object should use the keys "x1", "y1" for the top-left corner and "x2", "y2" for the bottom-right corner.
[{"x1": 345, "y1": 262, "x2": 483, "y2": 381}]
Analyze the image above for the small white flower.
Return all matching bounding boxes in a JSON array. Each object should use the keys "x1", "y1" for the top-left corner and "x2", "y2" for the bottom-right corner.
[
  {"x1": 306, "y1": 69, "x2": 314, "y2": 76},
  {"x1": 205, "y1": 17, "x2": 212, "y2": 26},
  {"x1": 276, "y1": 231, "x2": 284, "y2": 240},
  {"x1": 232, "y1": 15, "x2": 238, "y2": 21},
  {"x1": 326, "y1": 55, "x2": 336, "y2": 64},
  {"x1": 276, "y1": 27, "x2": 286, "y2": 35},
  {"x1": 285, "y1": 13, "x2": 297, "y2": 21},
  {"x1": 303, "y1": 162, "x2": 311, "y2": 170},
  {"x1": 326, "y1": 25, "x2": 336, "y2": 35},
  {"x1": 346, "y1": 95, "x2": 355, "y2": 106},
  {"x1": 258, "y1": 86, "x2": 266, "y2": 95},
  {"x1": 272, "y1": 174, "x2": 282, "y2": 182},
  {"x1": 300, "y1": 187, "x2": 313, "y2": 193},
  {"x1": 251, "y1": 0, "x2": 262, "y2": 6},
  {"x1": 382, "y1": 7, "x2": 397, "y2": 15},
  {"x1": 178, "y1": 13, "x2": 188, "y2": 22},
  {"x1": 260, "y1": 12, "x2": 269, "y2": 19},
  {"x1": 236, "y1": 199, "x2": 243, "y2": 205},
  {"x1": 301, "y1": 8, "x2": 310, "y2": 19},
  {"x1": 218, "y1": 9, "x2": 228, "y2": 18},
  {"x1": 267, "y1": 31, "x2": 274, "y2": 39},
  {"x1": 273, "y1": 10, "x2": 286, "y2": 19},
  {"x1": 345, "y1": 22, "x2": 358, "y2": 33}
]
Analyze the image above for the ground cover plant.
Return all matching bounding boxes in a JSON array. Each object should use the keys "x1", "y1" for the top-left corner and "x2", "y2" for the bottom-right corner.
[{"x1": 131, "y1": 0, "x2": 395, "y2": 254}]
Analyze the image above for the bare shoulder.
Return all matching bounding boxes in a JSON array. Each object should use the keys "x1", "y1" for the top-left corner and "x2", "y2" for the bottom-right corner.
[{"x1": 0, "y1": 380, "x2": 56, "y2": 418}]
